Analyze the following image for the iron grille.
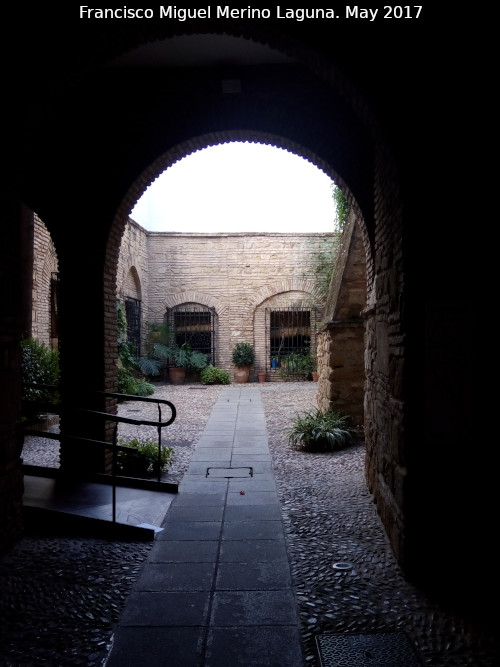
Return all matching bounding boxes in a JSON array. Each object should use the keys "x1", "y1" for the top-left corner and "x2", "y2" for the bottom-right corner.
[
  {"x1": 166, "y1": 304, "x2": 216, "y2": 365},
  {"x1": 124, "y1": 297, "x2": 141, "y2": 356},
  {"x1": 266, "y1": 306, "x2": 318, "y2": 377},
  {"x1": 50, "y1": 272, "x2": 59, "y2": 339}
]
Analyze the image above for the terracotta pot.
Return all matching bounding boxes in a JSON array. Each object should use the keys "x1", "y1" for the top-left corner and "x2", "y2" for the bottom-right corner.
[
  {"x1": 258, "y1": 371, "x2": 267, "y2": 383},
  {"x1": 312, "y1": 371, "x2": 318, "y2": 382},
  {"x1": 168, "y1": 367, "x2": 186, "y2": 385},
  {"x1": 234, "y1": 366, "x2": 250, "y2": 383}
]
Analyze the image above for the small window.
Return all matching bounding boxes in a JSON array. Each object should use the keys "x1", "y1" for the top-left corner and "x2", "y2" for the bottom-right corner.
[
  {"x1": 124, "y1": 297, "x2": 141, "y2": 356},
  {"x1": 50, "y1": 272, "x2": 59, "y2": 339}
]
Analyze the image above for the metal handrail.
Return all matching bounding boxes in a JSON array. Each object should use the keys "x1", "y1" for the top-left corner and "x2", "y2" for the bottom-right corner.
[{"x1": 22, "y1": 386, "x2": 177, "y2": 524}]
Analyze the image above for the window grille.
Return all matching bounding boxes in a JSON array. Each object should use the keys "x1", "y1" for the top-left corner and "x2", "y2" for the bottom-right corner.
[
  {"x1": 50, "y1": 272, "x2": 59, "y2": 339},
  {"x1": 166, "y1": 304, "x2": 216, "y2": 365},
  {"x1": 124, "y1": 297, "x2": 141, "y2": 356},
  {"x1": 266, "y1": 306, "x2": 318, "y2": 376}
]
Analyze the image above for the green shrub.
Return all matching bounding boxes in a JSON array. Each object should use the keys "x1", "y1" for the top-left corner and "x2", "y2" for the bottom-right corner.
[
  {"x1": 116, "y1": 300, "x2": 156, "y2": 395},
  {"x1": 287, "y1": 407, "x2": 353, "y2": 452},
  {"x1": 231, "y1": 342, "x2": 255, "y2": 366},
  {"x1": 279, "y1": 352, "x2": 313, "y2": 379},
  {"x1": 200, "y1": 365, "x2": 231, "y2": 385},
  {"x1": 117, "y1": 366, "x2": 155, "y2": 397},
  {"x1": 20, "y1": 337, "x2": 60, "y2": 407},
  {"x1": 116, "y1": 437, "x2": 174, "y2": 477}
]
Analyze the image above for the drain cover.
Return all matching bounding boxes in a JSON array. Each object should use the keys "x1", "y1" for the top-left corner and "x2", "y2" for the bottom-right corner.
[
  {"x1": 332, "y1": 562, "x2": 353, "y2": 571},
  {"x1": 315, "y1": 632, "x2": 422, "y2": 666},
  {"x1": 206, "y1": 466, "x2": 253, "y2": 478}
]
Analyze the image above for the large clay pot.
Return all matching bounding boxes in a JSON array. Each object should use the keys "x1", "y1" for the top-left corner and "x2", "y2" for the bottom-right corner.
[
  {"x1": 168, "y1": 367, "x2": 186, "y2": 385},
  {"x1": 234, "y1": 366, "x2": 250, "y2": 383}
]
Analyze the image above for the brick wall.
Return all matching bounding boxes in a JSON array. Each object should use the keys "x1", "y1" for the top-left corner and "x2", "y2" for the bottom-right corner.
[
  {"x1": 31, "y1": 214, "x2": 58, "y2": 348},
  {"x1": 117, "y1": 222, "x2": 331, "y2": 382}
]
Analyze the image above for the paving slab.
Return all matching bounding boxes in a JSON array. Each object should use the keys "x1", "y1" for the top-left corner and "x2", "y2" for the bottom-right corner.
[{"x1": 104, "y1": 386, "x2": 304, "y2": 667}]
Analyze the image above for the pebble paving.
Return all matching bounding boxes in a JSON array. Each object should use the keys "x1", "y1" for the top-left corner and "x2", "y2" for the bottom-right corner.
[{"x1": 1, "y1": 382, "x2": 497, "y2": 666}]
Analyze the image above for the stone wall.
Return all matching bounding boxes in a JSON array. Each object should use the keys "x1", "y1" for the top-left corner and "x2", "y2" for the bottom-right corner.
[
  {"x1": 117, "y1": 223, "x2": 331, "y2": 382},
  {"x1": 316, "y1": 215, "x2": 367, "y2": 430}
]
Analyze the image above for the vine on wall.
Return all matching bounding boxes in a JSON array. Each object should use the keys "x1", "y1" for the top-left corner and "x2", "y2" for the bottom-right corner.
[{"x1": 310, "y1": 185, "x2": 350, "y2": 302}]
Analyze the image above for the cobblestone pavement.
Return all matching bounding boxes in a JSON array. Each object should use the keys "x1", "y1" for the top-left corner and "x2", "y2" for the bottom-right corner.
[{"x1": 1, "y1": 382, "x2": 498, "y2": 666}]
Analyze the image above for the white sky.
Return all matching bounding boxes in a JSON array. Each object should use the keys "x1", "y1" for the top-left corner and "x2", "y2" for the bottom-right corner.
[{"x1": 130, "y1": 142, "x2": 336, "y2": 233}]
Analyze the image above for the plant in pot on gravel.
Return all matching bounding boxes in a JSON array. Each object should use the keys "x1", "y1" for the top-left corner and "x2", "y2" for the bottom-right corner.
[
  {"x1": 231, "y1": 342, "x2": 255, "y2": 383},
  {"x1": 166, "y1": 342, "x2": 209, "y2": 384},
  {"x1": 287, "y1": 407, "x2": 353, "y2": 452},
  {"x1": 116, "y1": 437, "x2": 174, "y2": 477}
]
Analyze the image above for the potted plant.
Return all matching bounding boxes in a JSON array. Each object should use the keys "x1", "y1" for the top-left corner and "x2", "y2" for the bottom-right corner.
[
  {"x1": 231, "y1": 342, "x2": 255, "y2": 383},
  {"x1": 116, "y1": 437, "x2": 174, "y2": 478},
  {"x1": 166, "y1": 341, "x2": 208, "y2": 384}
]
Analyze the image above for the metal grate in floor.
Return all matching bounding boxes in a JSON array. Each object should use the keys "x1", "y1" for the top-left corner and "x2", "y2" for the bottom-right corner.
[
  {"x1": 206, "y1": 466, "x2": 253, "y2": 478},
  {"x1": 315, "y1": 631, "x2": 423, "y2": 666}
]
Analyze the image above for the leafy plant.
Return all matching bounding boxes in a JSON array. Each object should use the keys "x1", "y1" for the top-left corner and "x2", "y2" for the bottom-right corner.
[
  {"x1": 138, "y1": 320, "x2": 174, "y2": 377},
  {"x1": 116, "y1": 300, "x2": 154, "y2": 396},
  {"x1": 231, "y1": 342, "x2": 255, "y2": 366},
  {"x1": 279, "y1": 352, "x2": 313, "y2": 379},
  {"x1": 332, "y1": 184, "x2": 350, "y2": 231},
  {"x1": 20, "y1": 338, "x2": 60, "y2": 411},
  {"x1": 116, "y1": 437, "x2": 174, "y2": 477},
  {"x1": 287, "y1": 407, "x2": 353, "y2": 452},
  {"x1": 117, "y1": 366, "x2": 155, "y2": 396},
  {"x1": 167, "y1": 342, "x2": 208, "y2": 371},
  {"x1": 200, "y1": 365, "x2": 231, "y2": 385},
  {"x1": 308, "y1": 186, "x2": 351, "y2": 303}
]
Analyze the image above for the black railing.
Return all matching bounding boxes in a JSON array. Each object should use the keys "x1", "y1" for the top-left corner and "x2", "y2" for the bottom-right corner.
[{"x1": 22, "y1": 385, "x2": 176, "y2": 525}]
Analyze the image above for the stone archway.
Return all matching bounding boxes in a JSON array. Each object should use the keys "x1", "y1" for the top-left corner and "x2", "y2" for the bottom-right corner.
[
  {"x1": 96, "y1": 58, "x2": 399, "y2": 576},
  {"x1": 4, "y1": 23, "x2": 410, "y2": 592}
]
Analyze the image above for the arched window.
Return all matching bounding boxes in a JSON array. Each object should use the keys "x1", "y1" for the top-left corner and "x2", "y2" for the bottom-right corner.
[
  {"x1": 166, "y1": 304, "x2": 216, "y2": 365},
  {"x1": 266, "y1": 306, "x2": 319, "y2": 375}
]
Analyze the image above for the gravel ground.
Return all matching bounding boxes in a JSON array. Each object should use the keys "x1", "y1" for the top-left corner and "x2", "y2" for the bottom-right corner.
[{"x1": 1, "y1": 382, "x2": 497, "y2": 666}]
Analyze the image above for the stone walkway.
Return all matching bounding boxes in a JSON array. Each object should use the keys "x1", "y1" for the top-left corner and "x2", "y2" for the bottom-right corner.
[
  {"x1": 1, "y1": 382, "x2": 498, "y2": 666},
  {"x1": 104, "y1": 386, "x2": 304, "y2": 666}
]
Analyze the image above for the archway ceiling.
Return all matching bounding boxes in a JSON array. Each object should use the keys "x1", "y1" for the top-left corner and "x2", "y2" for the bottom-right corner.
[
  {"x1": 6, "y1": 26, "x2": 375, "y2": 233},
  {"x1": 108, "y1": 34, "x2": 297, "y2": 68}
]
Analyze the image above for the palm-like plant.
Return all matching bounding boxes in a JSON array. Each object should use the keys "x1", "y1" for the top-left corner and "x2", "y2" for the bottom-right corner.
[
  {"x1": 139, "y1": 320, "x2": 174, "y2": 377},
  {"x1": 287, "y1": 407, "x2": 353, "y2": 452},
  {"x1": 167, "y1": 342, "x2": 208, "y2": 371}
]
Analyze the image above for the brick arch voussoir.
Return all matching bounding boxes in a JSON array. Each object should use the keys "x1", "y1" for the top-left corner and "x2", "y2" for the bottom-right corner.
[
  {"x1": 123, "y1": 265, "x2": 142, "y2": 302},
  {"x1": 160, "y1": 291, "x2": 227, "y2": 318},
  {"x1": 121, "y1": 130, "x2": 356, "y2": 233},
  {"x1": 252, "y1": 279, "x2": 322, "y2": 309}
]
